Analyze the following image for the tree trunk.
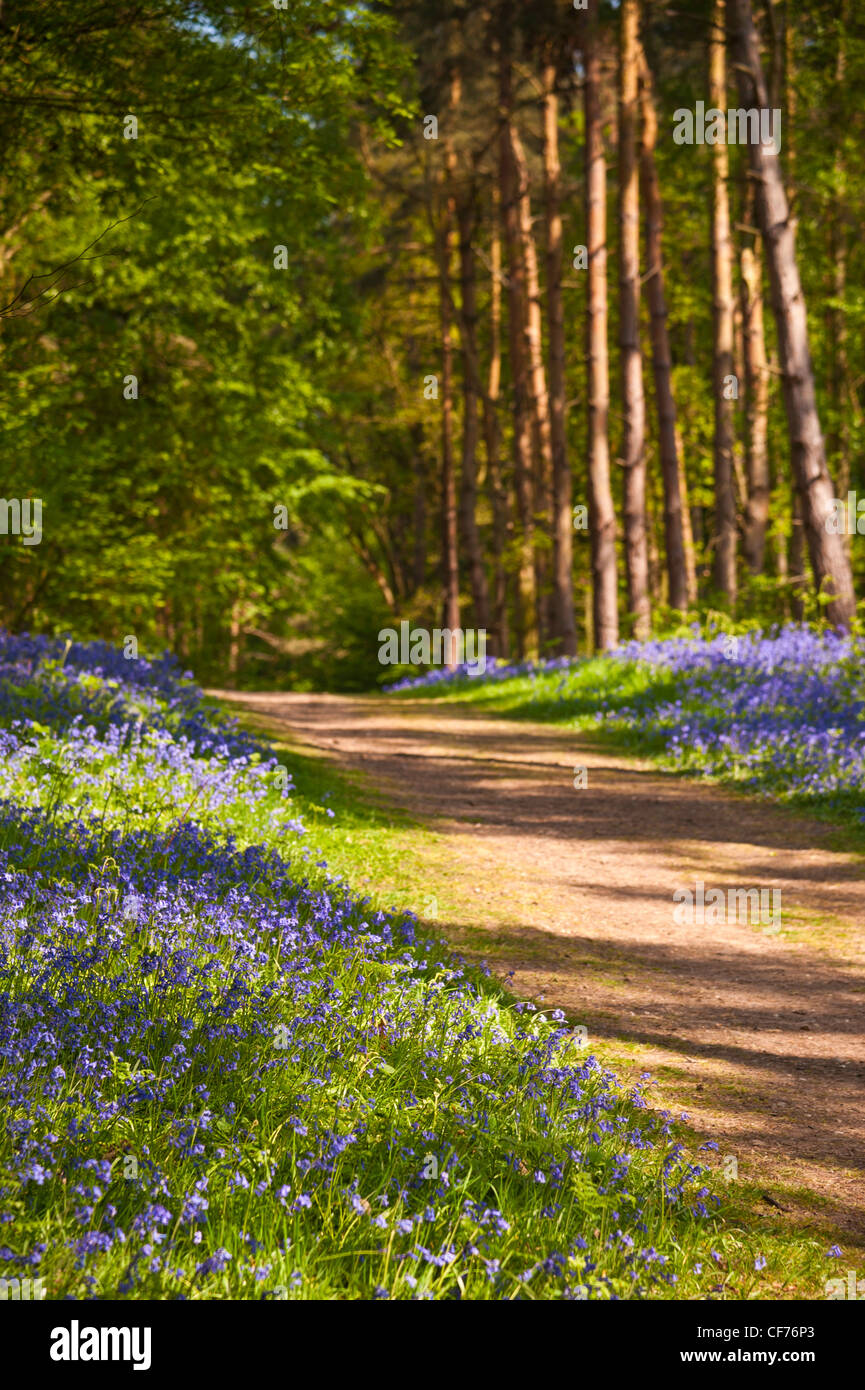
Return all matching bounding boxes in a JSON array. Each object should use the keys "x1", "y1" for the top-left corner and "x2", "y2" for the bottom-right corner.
[
  {"x1": 456, "y1": 190, "x2": 491, "y2": 633},
  {"x1": 710, "y1": 0, "x2": 737, "y2": 607},
  {"x1": 732, "y1": 0, "x2": 855, "y2": 627},
  {"x1": 585, "y1": 0, "x2": 618, "y2": 651},
  {"x1": 411, "y1": 435, "x2": 427, "y2": 592},
  {"x1": 542, "y1": 57, "x2": 577, "y2": 655},
  {"x1": 509, "y1": 115, "x2": 553, "y2": 648},
  {"x1": 499, "y1": 45, "x2": 538, "y2": 656},
  {"x1": 740, "y1": 225, "x2": 770, "y2": 573},
  {"x1": 437, "y1": 81, "x2": 460, "y2": 661},
  {"x1": 618, "y1": 0, "x2": 650, "y2": 639},
  {"x1": 482, "y1": 183, "x2": 510, "y2": 658},
  {"x1": 637, "y1": 42, "x2": 690, "y2": 612},
  {"x1": 828, "y1": 1, "x2": 850, "y2": 503}
]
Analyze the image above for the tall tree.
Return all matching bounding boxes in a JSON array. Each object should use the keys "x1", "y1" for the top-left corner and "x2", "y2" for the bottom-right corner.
[
  {"x1": 618, "y1": 0, "x2": 650, "y2": 638},
  {"x1": 436, "y1": 61, "x2": 461, "y2": 661},
  {"x1": 499, "y1": 34, "x2": 538, "y2": 655},
  {"x1": 509, "y1": 115, "x2": 554, "y2": 646},
  {"x1": 482, "y1": 184, "x2": 510, "y2": 657},
  {"x1": 732, "y1": 0, "x2": 855, "y2": 627},
  {"x1": 456, "y1": 183, "x2": 491, "y2": 633},
  {"x1": 585, "y1": 0, "x2": 618, "y2": 651},
  {"x1": 740, "y1": 202, "x2": 770, "y2": 573},
  {"x1": 638, "y1": 43, "x2": 693, "y2": 611},
  {"x1": 710, "y1": 0, "x2": 738, "y2": 607},
  {"x1": 542, "y1": 54, "x2": 577, "y2": 655}
]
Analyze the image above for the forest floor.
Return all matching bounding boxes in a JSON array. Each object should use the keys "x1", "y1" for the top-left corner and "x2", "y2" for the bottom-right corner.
[{"x1": 220, "y1": 689, "x2": 865, "y2": 1256}]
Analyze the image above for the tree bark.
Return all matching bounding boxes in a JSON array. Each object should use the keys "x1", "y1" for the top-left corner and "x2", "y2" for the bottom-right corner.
[
  {"x1": 499, "y1": 44, "x2": 538, "y2": 656},
  {"x1": 509, "y1": 115, "x2": 553, "y2": 647},
  {"x1": 732, "y1": 0, "x2": 855, "y2": 627},
  {"x1": 411, "y1": 435, "x2": 427, "y2": 592},
  {"x1": 618, "y1": 0, "x2": 650, "y2": 638},
  {"x1": 456, "y1": 189, "x2": 491, "y2": 633},
  {"x1": 542, "y1": 56, "x2": 577, "y2": 655},
  {"x1": 437, "y1": 70, "x2": 461, "y2": 662},
  {"x1": 585, "y1": 0, "x2": 619, "y2": 651},
  {"x1": 710, "y1": 0, "x2": 738, "y2": 607},
  {"x1": 740, "y1": 224, "x2": 770, "y2": 572},
  {"x1": 482, "y1": 183, "x2": 510, "y2": 658},
  {"x1": 828, "y1": 1, "x2": 850, "y2": 503},
  {"x1": 637, "y1": 42, "x2": 691, "y2": 612}
]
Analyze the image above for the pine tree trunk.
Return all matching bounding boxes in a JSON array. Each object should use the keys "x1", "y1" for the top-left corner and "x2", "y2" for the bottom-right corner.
[
  {"x1": 740, "y1": 227, "x2": 770, "y2": 573},
  {"x1": 411, "y1": 429, "x2": 427, "y2": 592},
  {"x1": 618, "y1": 0, "x2": 650, "y2": 638},
  {"x1": 710, "y1": 0, "x2": 738, "y2": 607},
  {"x1": 542, "y1": 57, "x2": 577, "y2": 655},
  {"x1": 499, "y1": 46, "x2": 538, "y2": 656},
  {"x1": 828, "y1": 2, "x2": 850, "y2": 503},
  {"x1": 585, "y1": 0, "x2": 619, "y2": 651},
  {"x1": 637, "y1": 42, "x2": 690, "y2": 613},
  {"x1": 456, "y1": 191, "x2": 491, "y2": 633},
  {"x1": 437, "y1": 84, "x2": 460, "y2": 661},
  {"x1": 509, "y1": 116, "x2": 553, "y2": 648},
  {"x1": 732, "y1": 0, "x2": 855, "y2": 627},
  {"x1": 482, "y1": 185, "x2": 510, "y2": 658}
]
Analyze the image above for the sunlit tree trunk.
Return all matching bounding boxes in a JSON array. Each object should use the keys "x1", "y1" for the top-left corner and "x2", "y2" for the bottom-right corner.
[
  {"x1": 733, "y1": 0, "x2": 855, "y2": 627},
  {"x1": 710, "y1": 0, "x2": 737, "y2": 607},
  {"x1": 618, "y1": 0, "x2": 650, "y2": 638},
  {"x1": 542, "y1": 56, "x2": 577, "y2": 655},
  {"x1": 437, "y1": 69, "x2": 460, "y2": 662},
  {"x1": 585, "y1": 0, "x2": 618, "y2": 651},
  {"x1": 637, "y1": 42, "x2": 691, "y2": 612},
  {"x1": 740, "y1": 218, "x2": 770, "y2": 573},
  {"x1": 482, "y1": 185, "x2": 510, "y2": 658},
  {"x1": 499, "y1": 43, "x2": 538, "y2": 656},
  {"x1": 456, "y1": 190, "x2": 491, "y2": 634},
  {"x1": 509, "y1": 116, "x2": 553, "y2": 647}
]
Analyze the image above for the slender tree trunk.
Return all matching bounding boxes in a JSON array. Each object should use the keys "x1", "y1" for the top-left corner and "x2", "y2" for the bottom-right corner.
[
  {"x1": 542, "y1": 57, "x2": 577, "y2": 655},
  {"x1": 733, "y1": 0, "x2": 855, "y2": 627},
  {"x1": 740, "y1": 212, "x2": 770, "y2": 572},
  {"x1": 789, "y1": 487, "x2": 805, "y2": 618},
  {"x1": 500, "y1": 45, "x2": 538, "y2": 656},
  {"x1": 509, "y1": 116, "x2": 553, "y2": 647},
  {"x1": 710, "y1": 0, "x2": 737, "y2": 607},
  {"x1": 585, "y1": 0, "x2": 618, "y2": 651},
  {"x1": 637, "y1": 42, "x2": 690, "y2": 612},
  {"x1": 618, "y1": 0, "x2": 650, "y2": 638},
  {"x1": 456, "y1": 191, "x2": 491, "y2": 633},
  {"x1": 676, "y1": 429, "x2": 699, "y2": 602},
  {"x1": 411, "y1": 428, "x2": 427, "y2": 591},
  {"x1": 482, "y1": 185, "x2": 510, "y2": 658},
  {"x1": 437, "y1": 73, "x2": 460, "y2": 662},
  {"x1": 828, "y1": 1, "x2": 850, "y2": 501}
]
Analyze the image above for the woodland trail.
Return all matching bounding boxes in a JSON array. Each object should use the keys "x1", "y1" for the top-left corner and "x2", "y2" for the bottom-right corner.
[{"x1": 222, "y1": 690, "x2": 865, "y2": 1245}]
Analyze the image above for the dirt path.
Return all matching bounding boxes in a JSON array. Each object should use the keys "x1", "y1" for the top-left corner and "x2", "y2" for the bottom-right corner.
[{"x1": 223, "y1": 690, "x2": 865, "y2": 1243}]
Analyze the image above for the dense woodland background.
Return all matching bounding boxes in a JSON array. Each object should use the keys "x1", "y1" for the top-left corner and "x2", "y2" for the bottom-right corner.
[{"x1": 1, "y1": 0, "x2": 863, "y2": 689}]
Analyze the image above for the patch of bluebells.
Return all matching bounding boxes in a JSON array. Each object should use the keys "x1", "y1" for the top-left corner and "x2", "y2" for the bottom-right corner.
[
  {"x1": 601, "y1": 625, "x2": 865, "y2": 815},
  {"x1": 0, "y1": 636, "x2": 722, "y2": 1299},
  {"x1": 390, "y1": 623, "x2": 865, "y2": 820},
  {"x1": 384, "y1": 655, "x2": 573, "y2": 692}
]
